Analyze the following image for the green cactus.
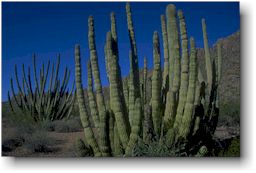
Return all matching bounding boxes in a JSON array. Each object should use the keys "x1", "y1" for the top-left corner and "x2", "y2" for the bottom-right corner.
[
  {"x1": 174, "y1": 10, "x2": 189, "y2": 132},
  {"x1": 151, "y1": 31, "x2": 162, "y2": 136},
  {"x1": 178, "y1": 37, "x2": 197, "y2": 139},
  {"x1": 74, "y1": 44, "x2": 101, "y2": 156},
  {"x1": 202, "y1": 18, "x2": 213, "y2": 93},
  {"x1": 125, "y1": 98, "x2": 142, "y2": 155},
  {"x1": 8, "y1": 54, "x2": 75, "y2": 122},
  {"x1": 88, "y1": 16, "x2": 110, "y2": 156},
  {"x1": 73, "y1": 3, "x2": 222, "y2": 157},
  {"x1": 126, "y1": 2, "x2": 140, "y2": 99},
  {"x1": 160, "y1": 15, "x2": 169, "y2": 92},
  {"x1": 105, "y1": 31, "x2": 130, "y2": 149},
  {"x1": 163, "y1": 4, "x2": 180, "y2": 131},
  {"x1": 87, "y1": 60, "x2": 100, "y2": 129}
]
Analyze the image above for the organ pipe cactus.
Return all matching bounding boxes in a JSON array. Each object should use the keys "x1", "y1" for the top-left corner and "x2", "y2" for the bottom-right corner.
[
  {"x1": 75, "y1": 45, "x2": 101, "y2": 156},
  {"x1": 74, "y1": 3, "x2": 222, "y2": 157},
  {"x1": 88, "y1": 16, "x2": 110, "y2": 156},
  {"x1": 8, "y1": 54, "x2": 75, "y2": 122},
  {"x1": 151, "y1": 31, "x2": 162, "y2": 136}
]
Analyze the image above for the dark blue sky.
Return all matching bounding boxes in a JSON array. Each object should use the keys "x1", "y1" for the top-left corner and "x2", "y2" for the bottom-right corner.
[{"x1": 2, "y1": 2, "x2": 240, "y2": 101}]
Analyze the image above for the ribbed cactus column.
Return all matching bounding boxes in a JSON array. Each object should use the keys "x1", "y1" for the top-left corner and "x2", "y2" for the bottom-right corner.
[
  {"x1": 128, "y1": 50, "x2": 135, "y2": 125},
  {"x1": 125, "y1": 98, "x2": 142, "y2": 155},
  {"x1": 151, "y1": 31, "x2": 162, "y2": 136},
  {"x1": 126, "y1": 2, "x2": 140, "y2": 99},
  {"x1": 164, "y1": 4, "x2": 180, "y2": 130},
  {"x1": 88, "y1": 16, "x2": 110, "y2": 156},
  {"x1": 215, "y1": 42, "x2": 222, "y2": 109},
  {"x1": 174, "y1": 10, "x2": 189, "y2": 131},
  {"x1": 161, "y1": 15, "x2": 169, "y2": 91},
  {"x1": 202, "y1": 18, "x2": 213, "y2": 93},
  {"x1": 87, "y1": 60, "x2": 100, "y2": 130},
  {"x1": 74, "y1": 44, "x2": 101, "y2": 156},
  {"x1": 143, "y1": 57, "x2": 147, "y2": 105},
  {"x1": 105, "y1": 31, "x2": 130, "y2": 149},
  {"x1": 179, "y1": 37, "x2": 197, "y2": 139}
]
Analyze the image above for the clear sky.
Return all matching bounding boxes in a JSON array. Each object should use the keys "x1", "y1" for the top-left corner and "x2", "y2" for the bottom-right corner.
[{"x1": 2, "y1": 2, "x2": 240, "y2": 101}]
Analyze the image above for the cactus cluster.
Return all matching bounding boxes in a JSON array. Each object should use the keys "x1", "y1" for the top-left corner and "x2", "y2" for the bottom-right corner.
[
  {"x1": 75, "y1": 3, "x2": 222, "y2": 156},
  {"x1": 8, "y1": 54, "x2": 75, "y2": 122}
]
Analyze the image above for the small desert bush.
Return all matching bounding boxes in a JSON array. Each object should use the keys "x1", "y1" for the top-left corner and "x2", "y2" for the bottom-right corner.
[
  {"x1": 217, "y1": 136, "x2": 240, "y2": 157},
  {"x1": 132, "y1": 138, "x2": 187, "y2": 157},
  {"x1": 23, "y1": 130, "x2": 54, "y2": 153},
  {"x1": 218, "y1": 101, "x2": 240, "y2": 127},
  {"x1": 40, "y1": 116, "x2": 82, "y2": 133}
]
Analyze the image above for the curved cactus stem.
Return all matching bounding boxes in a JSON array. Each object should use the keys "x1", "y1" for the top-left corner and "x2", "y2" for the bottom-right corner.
[
  {"x1": 74, "y1": 44, "x2": 101, "y2": 156},
  {"x1": 88, "y1": 16, "x2": 110, "y2": 156},
  {"x1": 105, "y1": 31, "x2": 130, "y2": 149}
]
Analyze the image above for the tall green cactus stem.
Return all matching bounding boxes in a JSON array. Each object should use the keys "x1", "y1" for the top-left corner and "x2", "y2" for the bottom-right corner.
[
  {"x1": 123, "y1": 78, "x2": 129, "y2": 110},
  {"x1": 166, "y1": 4, "x2": 181, "y2": 92},
  {"x1": 161, "y1": 15, "x2": 169, "y2": 91},
  {"x1": 128, "y1": 50, "x2": 135, "y2": 125},
  {"x1": 164, "y1": 4, "x2": 180, "y2": 130},
  {"x1": 143, "y1": 57, "x2": 147, "y2": 105},
  {"x1": 202, "y1": 18, "x2": 213, "y2": 93},
  {"x1": 179, "y1": 37, "x2": 197, "y2": 139},
  {"x1": 151, "y1": 31, "x2": 162, "y2": 136},
  {"x1": 125, "y1": 98, "x2": 142, "y2": 155},
  {"x1": 108, "y1": 110, "x2": 115, "y2": 155},
  {"x1": 126, "y1": 2, "x2": 140, "y2": 99},
  {"x1": 174, "y1": 10, "x2": 189, "y2": 131},
  {"x1": 113, "y1": 122, "x2": 124, "y2": 156},
  {"x1": 87, "y1": 60, "x2": 100, "y2": 129},
  {"x1": 215, "y1": 42, "x2": 222, "y2": 109},
  {"x1": 88, "y1": 16, "x2": 110, "y2": 156},
  {"x1": 105, "y1": 31, "x2": 130, "y2": 149},
  {"x1": 217, "y1": 42, "x2": 222, "y2": 85},
  {"x1": 74, "y1": 44, "x2": 101, "y2": 156}
]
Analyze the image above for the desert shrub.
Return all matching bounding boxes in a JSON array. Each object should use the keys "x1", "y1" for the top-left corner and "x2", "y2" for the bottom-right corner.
[
  {"x1": 217, "y1": 137, "x2": 240, "y2": 157},
  {"x1": 54, "y1": 118, "x2": 82, "y2": 133},
  {"x1": 132, "y1": 138, "x2": 187, "y2": 157},
  {"x1": 23, "y1": 130, "x2": 54, "y2": 153},
  {"x1": 218, "y1": 101, "x2": 240, "y2": 127}
]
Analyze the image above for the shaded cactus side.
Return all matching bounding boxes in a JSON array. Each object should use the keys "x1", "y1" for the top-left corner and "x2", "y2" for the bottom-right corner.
[
  {"x1": 151, "y1": 31, "x2": 162, "y2": 136},
  {"x1": 105, "y1": 31, "x2": 130, "y2": 149}
]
